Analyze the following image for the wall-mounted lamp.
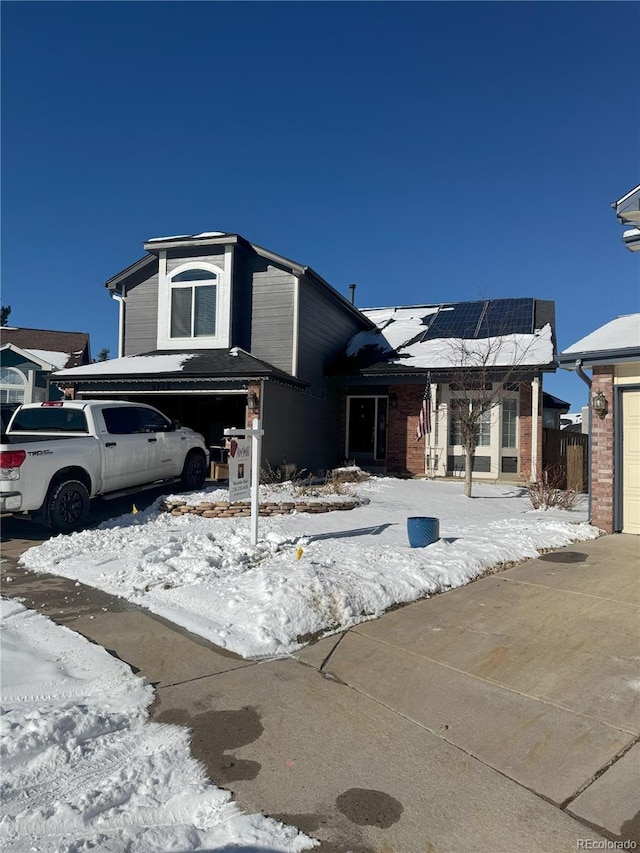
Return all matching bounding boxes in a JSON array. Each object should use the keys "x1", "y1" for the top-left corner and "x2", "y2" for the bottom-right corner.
[
  {"x1": 247, "y1": 391, "x2": 259, "y2": 411},
  {"x1": 592, "y1": 390, "x2": 608, "y2": 419},
  {"x1": 388, "y1": 392, "x2": 398, "y2": 408}
]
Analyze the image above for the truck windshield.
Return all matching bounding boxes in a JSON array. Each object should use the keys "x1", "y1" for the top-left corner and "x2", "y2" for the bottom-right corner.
[{"x1": 10, "y1": 407, "x2": 89, "y2": 433}]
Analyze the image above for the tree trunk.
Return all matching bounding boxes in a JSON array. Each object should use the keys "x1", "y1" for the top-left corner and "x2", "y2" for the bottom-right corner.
[{"x1": 464, "y1": 446, "x2": 474, "y2": 498}]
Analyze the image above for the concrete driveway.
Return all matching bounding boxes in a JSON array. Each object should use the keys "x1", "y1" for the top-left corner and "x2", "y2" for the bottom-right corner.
[{"x1": 1, "y1": 519, "x2": 638, "y2": 852}]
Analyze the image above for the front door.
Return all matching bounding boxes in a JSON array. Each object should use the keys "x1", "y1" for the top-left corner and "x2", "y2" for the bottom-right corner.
[{"x1": 347, "y1": 396, "x2": 387, "y2": 464}]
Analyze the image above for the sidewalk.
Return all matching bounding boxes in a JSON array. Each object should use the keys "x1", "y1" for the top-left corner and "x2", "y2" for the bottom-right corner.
[{"x1": 1, "y1": 531, "x2": 638, "y2": 852}]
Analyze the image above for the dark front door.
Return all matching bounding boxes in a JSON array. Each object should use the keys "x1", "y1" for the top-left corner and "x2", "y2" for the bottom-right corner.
[{"x1": 347, "y1": 396, "x2": 387, "y2": 463}]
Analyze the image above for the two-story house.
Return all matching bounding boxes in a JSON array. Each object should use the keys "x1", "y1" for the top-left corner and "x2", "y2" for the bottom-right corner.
[
  {"x1": 52, "y1": 232, "x2": 374, "y2": 473},
  {"x1": 1, "y1": 327, "x2": 91, "y2": 406},
  {"x1": 53, "y1": 232, "x2": 560, "y2": 482}
]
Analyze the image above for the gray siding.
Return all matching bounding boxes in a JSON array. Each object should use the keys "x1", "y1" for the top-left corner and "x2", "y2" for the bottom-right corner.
[
  {"x1": 166, "y1": 250, "x2": 225, "y2": 275},
  {"x1": 297, "y1": 278, "x2": 366, "y2": 392},
  {"x1": 250, "y1": 266, "x2": 295, "y2": 373},
  {"x1": 261, "y1": 380, "x2": 343, "y2": 474},
  {"x1": 124, "y1": 269, "x2": 159, "y2": 356}
]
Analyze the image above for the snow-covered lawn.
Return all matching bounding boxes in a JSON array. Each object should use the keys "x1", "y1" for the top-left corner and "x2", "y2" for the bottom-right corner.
[
  {"x1": 0, "y1": 598, "x2": 316, "y2": 852},
  {"x1": 2, "y1": 476, "x2": 601, "y2": 851},
  {"x1": 16, "y1": 476, "x2": 600, "y2": 659}
]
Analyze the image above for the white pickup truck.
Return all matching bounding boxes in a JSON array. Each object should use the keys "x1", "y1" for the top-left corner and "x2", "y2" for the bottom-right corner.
[{"x1": 0, "y1": 400, "x2": 208, "y2": 532}]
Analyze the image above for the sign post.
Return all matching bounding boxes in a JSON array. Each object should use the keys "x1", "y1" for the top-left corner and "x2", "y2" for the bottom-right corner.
[{"x1": 224, "y1": 418, "x2": 263, "y2": 546}]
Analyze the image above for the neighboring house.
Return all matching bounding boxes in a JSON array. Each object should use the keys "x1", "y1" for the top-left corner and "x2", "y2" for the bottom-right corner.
[
  {"x1": 559, "y1": 314, "x2": 640, "y2": 534},
  {"x1": 332, "y1": 299, "x2": 558, "y2": 481},
  {"x1": 542, "y1": 392, "x2": 571, "y2": 430},
  {"x1": 51, "y1": 232, "x2": 559, "y2": 481},
  {"x1": 612, "y1": 184, "x2": 640, "y2": 252},
  {"x1": 51, "y1": 233, "x2": 374, "y2": 472},
  {"x1": 0, "y1": 327, "x2": 91, "y2": 405}
]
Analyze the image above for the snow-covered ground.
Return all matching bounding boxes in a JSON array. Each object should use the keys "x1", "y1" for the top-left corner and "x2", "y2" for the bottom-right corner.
[
  {"x1": 0, "y1": 598, "x2": 316, "y2": 852},
  {"x1": 2, "y1": 476, "x2": 600, "y2": 851},
  {"x1": 16, "y1": 476, "x2": 600, "y2": 659}
]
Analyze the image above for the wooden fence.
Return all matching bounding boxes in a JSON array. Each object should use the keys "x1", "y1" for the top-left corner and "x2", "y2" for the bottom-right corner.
[{"x1": 542, "y1": 428, "x2": 589, "y2": 492}]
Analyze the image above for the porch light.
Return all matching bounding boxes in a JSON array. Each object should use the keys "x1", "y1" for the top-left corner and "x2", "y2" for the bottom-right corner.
[
  {"x1": 592, "y1": 390, "x2": 608, "y2": 419},
  {"x1": 247, "y1": 391, "x2": 259, "y2": 411}
]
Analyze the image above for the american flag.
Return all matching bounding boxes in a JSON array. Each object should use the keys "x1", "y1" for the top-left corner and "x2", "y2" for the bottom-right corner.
[{"x1": 416, "y1": 375, "x2": 432, "y2": 441}]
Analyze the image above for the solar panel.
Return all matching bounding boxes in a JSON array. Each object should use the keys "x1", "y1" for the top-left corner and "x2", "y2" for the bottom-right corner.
[{"x1": 421, "y1": 299, "x2": 534, "y2": 340}]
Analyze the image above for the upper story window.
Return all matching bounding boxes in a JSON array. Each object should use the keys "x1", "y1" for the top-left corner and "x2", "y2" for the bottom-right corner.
[{"x1": 170, "y1": 268, "x2": 217, "y2": 338}]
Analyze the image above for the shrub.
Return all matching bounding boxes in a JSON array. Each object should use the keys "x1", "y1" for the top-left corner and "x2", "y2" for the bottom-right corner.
[{"x1": 527, "y1": 466, "x2": 579, "y2": 510}]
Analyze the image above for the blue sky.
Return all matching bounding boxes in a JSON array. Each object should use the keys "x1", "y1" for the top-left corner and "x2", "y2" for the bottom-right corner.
[{"x1": 2, "y1": 0, "x2": 638, "y2": 410}]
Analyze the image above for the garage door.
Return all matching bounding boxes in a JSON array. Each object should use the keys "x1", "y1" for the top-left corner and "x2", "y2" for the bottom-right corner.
[{"x1": 622, "y1": 389, "x2": 640, "y2": 534}]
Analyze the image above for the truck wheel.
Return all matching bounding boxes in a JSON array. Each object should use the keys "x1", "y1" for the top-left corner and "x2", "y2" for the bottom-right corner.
[
  {"x1": 46, "y1": 479, "x2": 90, "y2": 533},
  {"x1": 180, "y1": 451, "x2": 207, "y2": 491}
]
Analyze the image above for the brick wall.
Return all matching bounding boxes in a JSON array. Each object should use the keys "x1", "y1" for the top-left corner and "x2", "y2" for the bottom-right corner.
[
  {"x1": 245, "y1": 382, "x2": 260, "y2": 428},
  {"x1": 519, "y1": 382, "x2": 543, "y2": 481},
  {"x1": 590, "y1": 366, "x2": 615, "y2": 533},
  {"x1": 387, "y1": 384, "x2": 425, "y2": 475}
]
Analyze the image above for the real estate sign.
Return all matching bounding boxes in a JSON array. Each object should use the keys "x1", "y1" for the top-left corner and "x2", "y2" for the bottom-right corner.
[{"x1": 228, "y1": 438, "x2": 251, "y2": 503}]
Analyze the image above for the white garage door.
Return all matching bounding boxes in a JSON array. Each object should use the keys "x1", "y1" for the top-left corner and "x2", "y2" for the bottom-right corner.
[{"x1": 622, "y1": 389, "x2": 640, "y2": 534}]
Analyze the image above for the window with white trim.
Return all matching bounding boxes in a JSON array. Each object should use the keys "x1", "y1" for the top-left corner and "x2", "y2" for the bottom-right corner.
[
  {"x1": 0, "y1": 367, "x2": 26, "y2": 404},
  {"x1": 170, "y1": 268, "x2": 217, "y2": 338},
  {"x1": 501, "y1": 398, "x2": 518, "y2": 448},
  {"x1": 449, "y1": 401, "x2": 491, "y2": 447}
]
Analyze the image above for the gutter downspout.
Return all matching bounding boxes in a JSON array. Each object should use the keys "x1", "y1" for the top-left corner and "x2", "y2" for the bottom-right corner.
[
  {"x1": 110, "y1": 290, "x2": 125, "y2": 358},
  {"x1": 573, "y1": 359, "x2": 592, "y2": 523},
  {"x1": 574, "y1": 359, "x2": 591, "y2": 389}
]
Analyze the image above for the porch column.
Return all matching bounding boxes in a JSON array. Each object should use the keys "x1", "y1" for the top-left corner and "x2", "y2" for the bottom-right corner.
[{"x1": 531, "y1": 377, "x2": 540, "y2": 482}]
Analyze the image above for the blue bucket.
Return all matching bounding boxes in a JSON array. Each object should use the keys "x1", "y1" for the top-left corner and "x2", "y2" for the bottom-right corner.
[{"x1": 407, "y1": 516, "x2": 440, "y2": 548}]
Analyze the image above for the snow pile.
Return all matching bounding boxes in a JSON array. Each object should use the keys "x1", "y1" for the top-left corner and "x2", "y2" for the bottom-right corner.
[
  {"x1": 18, "y1": 477, "x2": 600, "y2": 659},
  {"x1": 0, "y1": 599, "x2": 315, "y2": 852}
]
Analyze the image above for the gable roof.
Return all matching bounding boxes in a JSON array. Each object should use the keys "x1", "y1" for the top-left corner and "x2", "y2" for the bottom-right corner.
[
  {"x1": 106, "y1": 232, "x2": 373, "y2": 328},
  {"x1": 338, "y1": 298, "x2": 556, "y2": 376},
  {"x1": 558, "y1": 314, "x2": 640, "y2": 367},
  {"x1": 0, "y1": 327, "x2": 91, "y2": 369}
]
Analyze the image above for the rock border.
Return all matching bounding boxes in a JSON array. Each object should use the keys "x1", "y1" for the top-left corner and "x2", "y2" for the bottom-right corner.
[{"x1": 160, "y1": 498, "x2": 363, "y2": 518}]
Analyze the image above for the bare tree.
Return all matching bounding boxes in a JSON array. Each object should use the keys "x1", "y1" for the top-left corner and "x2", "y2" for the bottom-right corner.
[{"x1": 440, "y1": 318, "x2": 549, "y2": 498}]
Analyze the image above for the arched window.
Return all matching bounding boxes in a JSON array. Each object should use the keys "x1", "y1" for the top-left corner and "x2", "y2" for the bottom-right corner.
[
  {"x1": 0, "y1": 366, "x2": 26, "y2": 404},
  {"x1": 170, "y1": 267, "x2": 217, "y2": 338}
]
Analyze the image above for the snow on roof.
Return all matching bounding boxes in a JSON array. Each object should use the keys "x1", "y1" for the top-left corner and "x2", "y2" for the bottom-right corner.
[
  {"x1": 146, "y1": 231, "x2": 227, "y2": 243},
  {"x1": 562, "y1": 412, "x2": 583, "y2": 425},
  {"x1": 54, "y1": 353, "x2": 196, "y2": 378},
  {"x1": 562, "y1": 314, "x2": 640, "y2": 356},
  {"x1": 27, "y1": 349, "x2": 71, "y2": 370},
  {"x1": 145, "y1": 234, "x2": 191, "y2": 242},
  {"x1": 347, "y1": 305, "x2": 553, "y2": 368},
  {"x1": 399, "y1": 325, "x2": 553, "y2": 369}
]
